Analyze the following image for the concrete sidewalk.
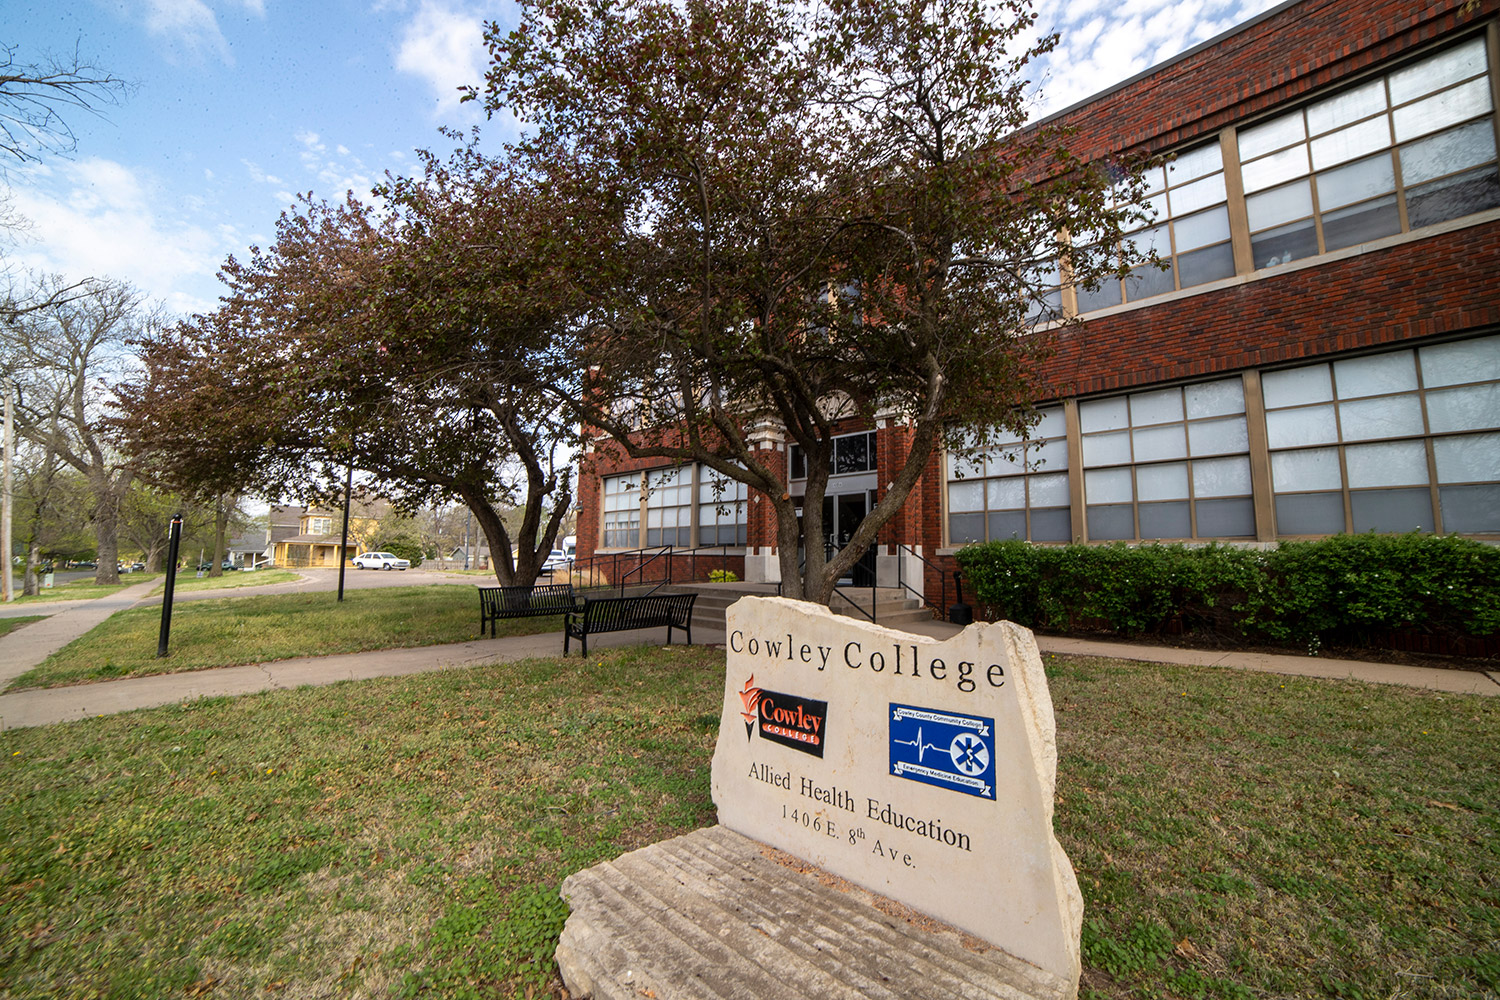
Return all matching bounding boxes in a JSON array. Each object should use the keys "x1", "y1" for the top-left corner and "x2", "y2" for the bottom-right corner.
[
  {"x1": 1, "y1": 599, "x2": 1494, "y2": 731},
  {"x1": 0, "y1": 577, "x2": 166, "y2": 688}
]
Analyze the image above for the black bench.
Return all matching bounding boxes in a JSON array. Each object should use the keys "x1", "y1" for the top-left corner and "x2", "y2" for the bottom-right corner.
[
  {"x1": 478, "y1": 583, "x2": 582, "y2": 637},
  {"x1": 564, "y1": 593, "x2": 698, "y2": 657}
]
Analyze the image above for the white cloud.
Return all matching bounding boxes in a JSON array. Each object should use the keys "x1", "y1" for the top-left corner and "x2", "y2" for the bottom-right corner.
[
  {"x1": 1035, "y1": 0, "x2": 1284, "y2": 115},
  {"x1": 131, "y1": 0, "x2": 267, "y2": 65},
  {"x1": 6, "y1": 157, "x2": 237, "y2": 316},
  {"x1": 395, "y1": 2, "x2": 487, "y2": 118}
]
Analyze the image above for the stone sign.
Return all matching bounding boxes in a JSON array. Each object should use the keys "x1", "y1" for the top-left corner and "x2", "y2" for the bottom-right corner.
[{"x1": 710, "y1": 596, "x2": 1082, "y2": 987}]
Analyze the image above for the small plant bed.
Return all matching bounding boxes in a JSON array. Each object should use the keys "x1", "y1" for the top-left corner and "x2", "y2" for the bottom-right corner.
[
  {"x1": 5, "y1": 585, "x2": 565, "y2": 691},
  {"x1": 0, "y1": 615, "x2": 46, "y2": 638},
  {"x1": 1, "y1": 649, "x2": 1494, "y2": 998},
  {"x1": 8, "y1": 574, "x2": 163, "y2": 604}
]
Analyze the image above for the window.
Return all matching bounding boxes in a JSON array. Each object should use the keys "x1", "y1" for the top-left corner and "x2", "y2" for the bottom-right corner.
[
  {"x1": 1076, "y1": 142, "x2": 1235, "y2": 312},
  {"x1": 789, "y1": 431, "x2": 878, "y2": 480},
  {"x1": 1080, "y1": 379, "x2": 1255, "y2": 540},
  {"x1": 1239, "y1": 37, "x2": 1499, "y2": 269},
  {"x1": 946, "y1": 407, "x2": 1071, "y2": 543},
  {"x1": 602, "y1": 464, "x2": 750, "y2": 549},
  {"x1": 1265, "y1": 334, "x2": 1500, "y2": 535},
  {"x1": 307, "y1": 517, "x2": 333, "y2": 535},
  {"x1": 698, "y1": 469, "x2": 748, "y2": 546},
  {"x1": 644, "y1": 468, "x2": 693, "y2": 546},
  {"x1": 602, "y1": 474, "x2": 640, "y2": 548}
]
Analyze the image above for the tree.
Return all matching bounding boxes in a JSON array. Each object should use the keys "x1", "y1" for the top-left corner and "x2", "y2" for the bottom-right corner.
[
  {"x1": 477, "y1": 0, "x2": 1146, "y2": 603},
  {"x1": 118, "y1": 143, "x2": 593, "y2": 587},
  {"x1": 0, "y1": 42, "x2": 128, "y2": 165},
  {"x1": 3, "y1": 278, "x2": 151, "y2": 585}
]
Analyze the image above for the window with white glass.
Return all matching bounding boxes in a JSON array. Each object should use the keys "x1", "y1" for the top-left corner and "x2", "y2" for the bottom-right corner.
[
  {"x1": 1238, "y1": 36, "x2": 1500, "y2": 270},
  {"x1": 946, "y1": 407, "x2": 1071, "y2": 543},
  {"x1": 644, "y1": 467, "x2": 693, "y2": 546},
  {"x1": 1076, "y1": 142, "x2": 1236, "y2": 312},
  {"x1": 697, "y1": 468, "x2": 748, "y2": 546},
  {"x1": 1080, "y1": 379, "x2": 1255, "y2": 540},
  {"x1": 602, "y1": 473, "x2": 641, "y2": 548},
  {"x1": 1264, "y1": 334, "x2": 1500, "y2": 535}
]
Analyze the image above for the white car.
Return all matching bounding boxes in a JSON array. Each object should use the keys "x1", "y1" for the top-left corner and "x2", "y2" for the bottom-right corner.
[
  {"x1": 353, "y1": 551, "x2": 410, "y2": 571},
  {"x1": 541, "y1": 549, "x2": 570, "y2": 572}
]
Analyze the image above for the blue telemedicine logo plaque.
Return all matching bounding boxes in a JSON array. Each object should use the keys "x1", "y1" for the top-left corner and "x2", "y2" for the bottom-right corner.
[{"x1": 888, "y1": 703, "x2": 996, "y2": 800}]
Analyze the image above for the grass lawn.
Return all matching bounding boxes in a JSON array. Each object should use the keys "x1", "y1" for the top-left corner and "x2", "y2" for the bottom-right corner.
[
  {"x1": 1, "y1": 649, "x2": 1495, "y2": 999},
  {"x1": 172, "y1": 569, "x2": 301, "y2": 592},
  {"x1": 5, "y1": 585, "x2": 564, "y2": 692},
  {"x1": 9, "y1": 574, "x2": 163, "y2": 604},
  {"x1": 0, "y1": 616, "x2": 45, "y2": 638}
]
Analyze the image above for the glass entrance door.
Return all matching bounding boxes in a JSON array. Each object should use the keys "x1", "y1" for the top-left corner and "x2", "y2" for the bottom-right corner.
[{"x1": 823, "y1": 491, "x2": 877, "y2": 586}]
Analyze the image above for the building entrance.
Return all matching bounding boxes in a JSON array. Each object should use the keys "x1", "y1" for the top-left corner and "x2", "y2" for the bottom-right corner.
[{"x1": 823, "y1": 491, "x2": 877, "y2": 587}]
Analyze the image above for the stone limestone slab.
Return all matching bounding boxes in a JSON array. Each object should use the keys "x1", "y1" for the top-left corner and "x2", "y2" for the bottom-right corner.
[
  {"x1": 554, "y1": 825, "x2": 1072, "y2": 1000},
  {"x1": 709, "y1": 597, "x2": 1082, "y2": 990}
]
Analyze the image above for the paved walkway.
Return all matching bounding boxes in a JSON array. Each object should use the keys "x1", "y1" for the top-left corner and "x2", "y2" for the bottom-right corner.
[{"x1": 0, "y1": 587, "x2": 1495, "y2": 730}]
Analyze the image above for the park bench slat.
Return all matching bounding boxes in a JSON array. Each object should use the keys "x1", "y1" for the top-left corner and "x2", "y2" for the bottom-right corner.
[
  {"x1": 564, "y1": 593, "x2": 697, "y2": 657},
  {"x1": 478, "y1": 583, "x2": 582, "y2": 637}
]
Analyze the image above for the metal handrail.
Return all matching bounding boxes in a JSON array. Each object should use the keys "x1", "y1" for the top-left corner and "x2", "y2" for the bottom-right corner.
[{"x1": 893, "y1": 543, "x2": 952, "y2": 619}]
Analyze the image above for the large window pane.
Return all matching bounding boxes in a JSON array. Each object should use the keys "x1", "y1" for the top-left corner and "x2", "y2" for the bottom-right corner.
[
  {"x1": 1251, "y1": 219, "x2": 1320, "y2": 268},
  {"x1": 1076, "y1": 279, "x2": 1123, "y2": 313},
  {"x1": 1136, "y1": 462, "x2": 1189, "y2": 501},
  {"x1": 949, "y1": 513, "x2": 985, "y2": 544},
  {"x1": 1433, "y1": 432, "x2": 1500, "y2": 483},
  {"x1": 1338, "y1": 395, "x2": 1426, "y2": 441},
  {"x1": 1193, "y1": 456, "x2": 1252, "y2": 498},
  {"x1": 1030, "y1": 473, "x2": 1070, "y2": 507},
  {"x1": 1129, "y1": 387, "x2": 1184, "y2": 426},
  {"x1": 1307, "y1": 79, "x2": 1387, "y2": 135},
  {"x1": 1173, "y1": 206, "x2": 1231, "y2": 250},
  {"x1": 1080, "y1": 397, "x2": 1130, "y2": 432},
  {"x1": 1167, "y1": 143, "x2": 1224, "y2": 183},
  {"x1": 1351, "y1": 488, "x2": 1434, "y2": 533},
  {"x1": 987, "y1": 478, "x2": 1026, "y2": 510},
  {"x1": 1439, "y1": 484, "x2": 1500, "y2": 532},
  {"x1": 1185, "y1": 379, "x2": 1245, "y2": 418},
  {"x1": 1242, "y1": 144, "x2": 1311, "y2": 192},
  {"x1": 1133, "y1": 424, "x2": 1188, "y2": 462},
  {"x1": 1246, "y1": 179, "x2": 1315, "y2": 230},
  {"x1": 1333, "y1": 350, "x2": 1418, "y2": 397},
  {"x1": 1195, "y1": 498, "x2": 1256, "y2": 537},
  {"x1": 1321, "y1": 195, "x2": 1401, "y2": 250},
  {"x1": 1311, "y1": 116, "x2": 1392, "y2": 170},
  {"x1": 1420, "y1": 334, "x2": 1500, "y2": 387},
  {"x1": 1392, "y1": 77, "x2": 1493, "y2": 142},
  {"x1": 1082, "y1": 430, "x2": 1131, "y2": 467},
  {"x1": 1189, "y1": 416, "x2": 1250, "y2": 456},
  {"x1": 1276, "y1": 492, "x2": 1346, "y2": 534},
  {"x1": 1124, "y1": 263, "x2": 1176, "y2": 300},
  {"x1": 1139, "y1": 502, "x2": 1191, "y2": 539},
  {"x1": 1266, "y1": 404, "x2": 1339, "y2": 447},
  {"x1": 1388, "y1": 38, "x2": 1487, "y2": 105},
  {"x1": 1030, "y1": 508, "x2": 1073, "y2": 542},
  {"x1": 1176, "y1": 242, "x2": 1236, "y2": 287},
  {"x1": 1406, "y1": 167, "x2": 1500, "y2": 228},
  {"x1": 1345, "y1": 440, "x2": 1429, "y2": 487},
  {"x1": 948, "y1": 481, "x2": 984, "y2": 512},
  {"x1": 1426, "y1": 383, "x2": 1500, "y2": 433},
  {"x1": 1272, "y1": 447, "x2": 1345, "y2": 492},
  {"x1": 1239, "y1": 112, "x2": 1306, "y2": 162},
  {"x1": 1316, "y1": 154, "x2": 1397, "y2": 210},
  {"x1": 987, "y1": 511, "x2": 1028, "y2": 541},
  {"x1": 1169, "y1": 174, "x2": 1227, "y2": 216},
  {"x1": 1085, "y1": 467, "x2": 1134, "y2": 504},
  {"x1": 1263, "y1": 364, "x2": 1333, "y2": 407},
  {"x1": 1400, "y1": 121, "x2": 1497, "y2": 185}
]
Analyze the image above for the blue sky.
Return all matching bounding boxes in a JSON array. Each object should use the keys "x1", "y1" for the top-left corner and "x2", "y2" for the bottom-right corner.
[{"x1": 6, "y1": 0, "x2": 1280, "y2": 318}]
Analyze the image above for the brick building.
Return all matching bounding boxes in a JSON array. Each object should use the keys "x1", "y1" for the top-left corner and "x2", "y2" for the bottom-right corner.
[{"x1": 574, "y1": 0, "x2": 1500, "y2": 604}]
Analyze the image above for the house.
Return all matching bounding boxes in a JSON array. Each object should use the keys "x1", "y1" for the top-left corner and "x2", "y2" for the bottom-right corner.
[
  {"x1": 574, "y1": 0, "x2": 1500, "y2": 602},
  {"x1": 269, "y1": 499, "x2": 392, "y2": 568}
]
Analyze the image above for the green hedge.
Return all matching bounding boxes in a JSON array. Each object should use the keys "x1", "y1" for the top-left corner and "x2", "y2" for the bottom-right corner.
[{"x1": 955, "y1": 534, "x2": 1500, "y2": 651}]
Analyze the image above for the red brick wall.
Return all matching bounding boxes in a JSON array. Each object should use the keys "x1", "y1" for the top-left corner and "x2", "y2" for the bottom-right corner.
[{"x1": 1040, "y1": 219, "x2": 1500, "y2": 400}]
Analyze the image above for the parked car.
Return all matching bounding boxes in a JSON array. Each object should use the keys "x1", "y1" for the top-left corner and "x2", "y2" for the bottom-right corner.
[
  {"x1": 352, "y1": 551, "x2": 410, "y2": 571},
  {"x1": 542, "y1": 549, "x2": 570, "y2": 572}
]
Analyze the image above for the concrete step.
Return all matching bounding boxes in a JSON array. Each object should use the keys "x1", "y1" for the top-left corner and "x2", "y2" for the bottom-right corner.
[{"x1": 555, "y1": 825, "x2": 1071, "y2": 1000}]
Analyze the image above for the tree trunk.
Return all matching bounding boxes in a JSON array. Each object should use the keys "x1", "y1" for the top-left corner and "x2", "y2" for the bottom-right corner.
[
  {"x1": 23, "y1": 540, "x2": 40, "y2": 597},
  {"x1": 209, "y1": 496, "x2": 228, "y2": 577}
]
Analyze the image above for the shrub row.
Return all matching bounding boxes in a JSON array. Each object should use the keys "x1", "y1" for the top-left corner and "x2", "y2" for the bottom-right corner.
[{"x1": 955, "y1": 534, "x2": 1500, "y2": 652}]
